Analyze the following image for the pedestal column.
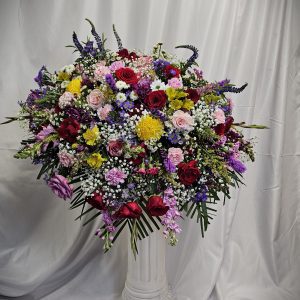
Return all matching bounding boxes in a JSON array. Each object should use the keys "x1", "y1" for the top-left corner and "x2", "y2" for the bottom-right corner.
[{"x1": 122, "y1": 229, "x2": 171, "y2": 300}]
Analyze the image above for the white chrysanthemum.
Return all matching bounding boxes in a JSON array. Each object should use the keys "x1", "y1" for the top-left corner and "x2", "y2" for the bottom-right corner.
[
  {"x1": 116, "y1": 80, "x2": 129, "y2": 90},
  {"x1": 116, "y1": 92, "x2": 127, "y2": 102},
  {"x1": 150, "y1": 79, "x2": 167, "y2": 91},
  {"x1": 61, "y1": 64, "x2": 75, "y2": 75},
  {"x1": 130, "y1": 91, "x2": 138, "y2": 101}
]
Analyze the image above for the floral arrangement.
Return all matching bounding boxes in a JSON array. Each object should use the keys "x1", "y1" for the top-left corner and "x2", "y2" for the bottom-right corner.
[{"x1": 2, "y1": 20, "x2": 266, "y2": 254}]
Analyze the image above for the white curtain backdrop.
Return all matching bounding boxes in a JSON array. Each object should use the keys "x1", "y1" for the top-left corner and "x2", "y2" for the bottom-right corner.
[{"x1": 0, "y1": 0, "x2": 299, "y2": 299}]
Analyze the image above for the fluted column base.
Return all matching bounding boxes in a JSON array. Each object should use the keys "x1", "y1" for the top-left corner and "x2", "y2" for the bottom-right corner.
[{"x1": 122, "y1": 229, "x2": 173, "y2": 300}]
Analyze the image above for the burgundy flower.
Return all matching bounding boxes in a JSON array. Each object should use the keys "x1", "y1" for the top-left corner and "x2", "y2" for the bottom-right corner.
[
  {"x1": 164, "y1": 65, "x2": 181, "y2": 79},
  {"x1": 116, "y1": 202, "x2": 142, "y2": 219},
  {"x1": 86, "y1": 193, "x2": 106, "y2": 210},
  {"x1": 117, "y1": 48, "x2": 138, "y2": 60},
  {"x1": 177, "y1": 160, "x2": 201, "y2": 186},
  {"x1": 57, "y1": 118, "x2": 80, "y2": 143},
  {"x1": 214, "y1": 116, "x2": 234, "y2": 136},
  {"x1": 186, "y1": 88, "x2": 200, "y2": 104},
  {"x1": 144, "y1": 90, "x2": 167, "y2": 110},
  {"x1": 115, "y1": 67, "x2": 138, "y2": 85},
  {"x1": 146, "y1": 195, "x2": 169, "y2": 216}
]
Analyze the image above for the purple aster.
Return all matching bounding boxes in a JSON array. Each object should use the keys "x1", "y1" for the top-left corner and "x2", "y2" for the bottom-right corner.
[
  {"x1": 122, "y1": 101, "x2": 134, "y2": 110},
  {"x1": 167, "y1": 131, "x2": 181, "y2": 144}
]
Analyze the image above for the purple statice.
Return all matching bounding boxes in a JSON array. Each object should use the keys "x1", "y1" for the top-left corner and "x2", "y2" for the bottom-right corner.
[
  {"x1": 127, "y1": 183, "x2": 136, "y2": 190},
  {"x1": 105, "y1": 73, "x2": 117, "y2": 91},
  {"x1": 161, "y1": 188, "x2": 181, "y2": 245},
  {"x1": 137, "y1": 78, "x2": 151, "y2": 99},
  {"x1": 123, "y1": 101, "x2": 134, "y2": 110},
  {"x1": 26, "y1": 89, "x2": 46, "y2": 107},
  {"x1": 34, "y1": 66, "x2": 46, "y2": 87},
  {"x1": 164, "y1": 158, "x2": 176, "y2": 173},
  {"x1": 228, "y1": 156, "x2": 246, "y2": 173},
  {"x1": 194, "y1": 186, "x2": 208, "y2": 203},
  {"x1": 47, "y1": 174, "x2": 73, "y2": 200},
  {"x1": 153, "y1": 59, "x2": 170, "y2": 72},
  {"x1": 152, "y1": 109, "x2": 168, "y2": 122},
  {"x1": 65, "y1": 107, "x2": 92, "y2": 124},
  {"x1": 167, "y1": 131, "x2": 181, "y2": 144}
]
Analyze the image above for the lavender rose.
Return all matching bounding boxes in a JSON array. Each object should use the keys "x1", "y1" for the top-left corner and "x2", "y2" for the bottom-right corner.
[
  {"x1": 48, "y1": 174, "x2": 73, "y2": 200},
  {"x1": 107, "y1": 139, "x2": 124, "y2": 156}
]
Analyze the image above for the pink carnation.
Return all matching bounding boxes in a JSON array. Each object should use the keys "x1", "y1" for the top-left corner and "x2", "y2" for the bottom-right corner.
[
  {"x1": 97, "y1": 104, "x2": 112, "y2": 120},
  {"x1": 105, "y1": 168, "x2": 127, "y2": 186},
  {"x1": 58, "y1": 150, "x2": 75, "y2": 167},
  {"x1": 109, "y1": 61, "x2": 125, "y2": 72},
  {"x1": 87, "y1": 89, "x2": 105, "y2": 109},
  {"x1": 59, "y1": 92, "x2": 74, "y2": 108},
  {"x1": 213, "y1": 108, "x2": 225, "y2": 124},
  {"x1": 94, "y1": 63, "x2": 111, "y2": 81},
  {"x1": 36, "y1": 125, "x2": 55, "y2": 141},
  {"x1": 171, "y1": 110, "x2": 195, "y2": 132},
  {"x1": 167, "y1": 77, "x2": 183, "y2": 89},
  {"x1": 167, "y1": 147, "x2": 184, "y2": 166}
]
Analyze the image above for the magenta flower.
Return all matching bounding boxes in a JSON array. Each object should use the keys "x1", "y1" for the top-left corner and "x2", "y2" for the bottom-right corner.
[
  {"x1": 48, "y1": 174, "x2": 73, "y2": 200},
  {"x1": 105, "y1": 168, "x2": 127, "y2": 186}
]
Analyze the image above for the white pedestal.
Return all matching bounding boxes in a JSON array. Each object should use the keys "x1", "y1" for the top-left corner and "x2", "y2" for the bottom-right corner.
[{"x1": 122, "y1": 229, "x2": 172, "y2": 300}]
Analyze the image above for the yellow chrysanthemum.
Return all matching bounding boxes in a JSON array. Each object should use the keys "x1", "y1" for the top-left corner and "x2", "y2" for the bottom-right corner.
[
  {"x1": 170, "y1": 99, "x2": 183, "y2": 110},
  {"x1": 83, "y1": 126, "x2": 99, "y2": 146},
  {"x1": 182, "y1": 99, "x2": 195, "y2": 110},
  {"x1": 66, "y1": 77, "x2": 82, "y2": 95},
  {"x1": 87, "y1": 153, "x2": 106, "y2": 169},
  {"x1": 136, "y1": 115, "x2": 164, "y2": 141}
]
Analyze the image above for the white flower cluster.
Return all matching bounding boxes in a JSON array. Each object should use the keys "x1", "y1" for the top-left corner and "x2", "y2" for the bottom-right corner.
[{"x1": 192, "y1": 101, "x2": 215, "y2": 131}]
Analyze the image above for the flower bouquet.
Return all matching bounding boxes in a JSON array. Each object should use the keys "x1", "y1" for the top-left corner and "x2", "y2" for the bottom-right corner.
[{"x1": 1, "y1": 20, "x2": 266, "y2": 255}]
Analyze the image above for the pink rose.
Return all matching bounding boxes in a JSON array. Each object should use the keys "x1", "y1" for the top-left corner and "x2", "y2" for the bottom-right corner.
[
  {"x1": 107, "y1": 139, "x2": 124, "y2": 157},
  {"x1": 167, "y1": 77, "x2": 183, "y2": 89},
  {"x1": 167, "y1": 147, "x2": 184, "y2": 166},
  {"x1": 97, "y1": 104, "x2": 112, "y2": 120},
  {"x1": 94, "y1": 63, "x2": 111, "y2": 81},
  {"x1": 109, "y1": 61, "x2": 125, "y2": 72},
  {"x1": 213, "y1": 108, "x2": 225, "y2": 124},
  {"x1": 137, "y1": 168, "x2": 146, "y2": 174},
  {"x1": 171, "y1": 110, "x2": 195, "y2": 132},
  {"x1": 87, "y1": 89, "x2": 104, "y2": 109}
]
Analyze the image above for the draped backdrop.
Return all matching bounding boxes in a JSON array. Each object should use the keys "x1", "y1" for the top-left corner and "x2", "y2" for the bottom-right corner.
[{"x1": 0, "y1": 0, "x2": 299, "y2": 299}]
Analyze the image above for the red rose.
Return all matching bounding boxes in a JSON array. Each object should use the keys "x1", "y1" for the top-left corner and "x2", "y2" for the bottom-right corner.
[
  {"x1": 177, "y1": 160, "x2": 201, "y2": 186},
  {"x1": 57, "y1": 118, "x2": 80, "y2": 143},
  {"x1": 117, "y1": 48, "x2": 138, "y2": 60},
  {"x1": 107, "y1": 139, "x2": 124, "y2": 157},
  {"x1": 164, "y1": 65, "x2": 181, "y2": 79},
  {"x1": 214, "y1": 116, "x2": 234, "y2": 136},
  {"x1": 186, "y1": 88, "x2": 200, "y2": 104},
  {"x1": 144, "y1": 90, "x2": 167, "y2": 110},
  {"x1": 146, "y1": 195, "x2": 169, "y2": 216},
  {"x1": 86, "y1": 193, "x2": 106, "y2": 210},
  {"x1": 116, "y1": 202, "x2": 142, "y2": 219},
  {"x1": 115, "y1": 67, "x2": 138, "y2": 84}
]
